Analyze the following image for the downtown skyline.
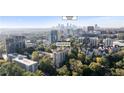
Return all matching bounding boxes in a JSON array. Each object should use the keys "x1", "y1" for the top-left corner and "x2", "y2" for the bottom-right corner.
[{"x1": 0, "y1": 16, "x2": 124, "y2": 28}]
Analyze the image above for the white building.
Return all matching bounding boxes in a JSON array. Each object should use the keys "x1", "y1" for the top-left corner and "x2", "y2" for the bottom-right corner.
[
  {"x1": 39, "y1": 48, "x2": 69, "y2": 68},
  {"x1": 113, "y1": 40, "x2": 124, "y2": 47},
  {"x1": 53, "y1": 49, "x2": 68, "y2": 68},
  {"x1": 89, "y1": 37, "x2": 98, "y2": 47},
  {"x1": 78, "y1": 37, "x2": 85, "y2": 44},
  {"x1": 2, "y1": 53, "x2": 38, "y2": 72},
  {"x1": 8, "y1": 53, "x2": 27, "y2": 62},
  {"x1": 13, "y1": 56, "x2": 38, "y2": 72},
  {"x1": 39, "y1": 51, "x2": 53, "y2": 58},
  {"x1": 56, "y1": 41, "x2": 71, "y2": 47},
  {"x1": 78, "y1": 37, "x2": 98, "y2": 47},
  {"x1": 42, "y1": 39, "x2": 51, "y2": 46},
  {"x1": 103, "y1": 38, "x2": 113, "y2": 47},
  {"x1": 25, "y1": 40, "x2": 36, "y2": 48}
]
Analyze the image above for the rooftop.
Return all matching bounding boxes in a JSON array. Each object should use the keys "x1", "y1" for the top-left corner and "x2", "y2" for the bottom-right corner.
[{"x1": 13, "y1": 57, "x2": 37, "y2": 66}]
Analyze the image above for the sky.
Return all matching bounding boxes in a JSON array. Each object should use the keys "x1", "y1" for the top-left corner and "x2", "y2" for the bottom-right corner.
[{"x1": 0, "y1": 16, "x2": 124, "y2": 28}]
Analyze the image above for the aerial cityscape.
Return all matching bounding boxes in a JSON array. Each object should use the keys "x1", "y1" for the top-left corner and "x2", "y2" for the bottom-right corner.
[{"x1": 0, "y1": 16, "x2": 124, "y2": 76}]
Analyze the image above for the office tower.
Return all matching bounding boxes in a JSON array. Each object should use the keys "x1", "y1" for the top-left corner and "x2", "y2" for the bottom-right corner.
[
  {"x1": 5, "y1": 35, "x2": 25, "y2": 54},
  {"x1": 57, "y1": 30, "x2": 65, "y2": 41},
  {"x1": 87, "y1": 26, "x2": 94, "y2": 31},
  {"x1": 95, "y1": 24, "x2": 98, "y2": 30},
  {"x1": 49, "y1": 30, "x2": 58, "y2": 43}
]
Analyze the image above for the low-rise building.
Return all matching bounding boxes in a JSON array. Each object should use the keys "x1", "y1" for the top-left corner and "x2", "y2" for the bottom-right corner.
[
  {"x1": 2, "y1": 53, "x2": 38, "y2": 72},
  {"x1": 113, "y1": 40, "x2": 124, "y2": 47},
  {"x1": 13, "y1": 56, "x2": 38, "y2": 72}
]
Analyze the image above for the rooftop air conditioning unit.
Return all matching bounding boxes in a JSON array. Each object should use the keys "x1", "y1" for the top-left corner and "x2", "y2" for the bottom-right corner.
[{"x1": 18, "y1": 56, "x2": 23, "y2": 60}]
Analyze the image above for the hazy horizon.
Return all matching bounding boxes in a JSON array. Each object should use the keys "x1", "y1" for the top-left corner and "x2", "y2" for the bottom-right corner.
[{"x1": 1, "y1": 16, "x2": 124, "y2": 28}]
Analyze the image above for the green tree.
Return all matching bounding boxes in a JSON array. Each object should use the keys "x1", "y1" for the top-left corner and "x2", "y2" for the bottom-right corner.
[
  {"x1": 67, "y1": 48, "x2": 78, "y2": 59},
  {"x1": 25, "y1": 47, "x2": 35, "y2": 54},
  {"x1": 71, "y1": 47, "x2": 78, "y2": 57},
  {"x1": 32, "y1": 51, "x2": 39, "y2": 61},
  {"x1": 22, "y1": 71, "x2": 35, "y2": 76},
  {"x1": 89, "y1": 62, "x2": 101, "y2": 72},
  {"x1": 50, "y1": 44, "x2": 57, "y2": 49},
  {"x1": 82, "y1": 64, "x2": 92, "y2": 76},
  {"x1": 45, "y1": 47, "x2": 52, "y2": 53},
  {"x1": 68, "y1": 50, "x2": 77, "y2": 59},
  {"x1": 110, "y1": 68, "x2": 116, "y2": 76},
  {"x1": 34, "y1": 70, "x2": 44, "y2": 76},
  {"x1": 115, "y1": 61, "x2": 124, "y2": 68},
  {"x1": 78, "y1": 52, "x2": 85, "y2": 62},
  {"x1": 57, "y1": 65, "x2": 70, "y2": 76},
  {"x1": 96, "y1": 57, "x2": 102, "y2": 63},
  {"x1": 115, "y1": 68, "x2": 124, "y2": 76},
  {"x1": 101, "y1": 56, "x2": 109, "y2": 66},
  {"x1": 69, "y1": 59, "x2": 83, "y2": 76},
  {"x1": 0, "y1": 41, "x2": 6, "y2": 53},
  {"x1": 36, "y1": 44, "x2": 45, "y2": 51},
  {"x1": 89, "y1": 62, "x2": 104, "y2": 75},
  {"x1": 85, "y1": 56, "x2": 92, "y2": 65},
  {"x1": 0, "y1": 62, "x2": 25, "y2": 76},
  {"x1": 38, "y1": 56, "x2": 56, "y2": 75}
]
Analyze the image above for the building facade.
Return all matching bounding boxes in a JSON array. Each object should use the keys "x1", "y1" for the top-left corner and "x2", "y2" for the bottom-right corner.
[
  {"x1": 12, "y1": 55, "x2": 38, "y2": 72},
  {"x1": 87, "y1": 26, "x2": 94, "y2": 31},
  {"x1": 103, "y1": 38, "x2": 113, "y2": 47},
  {"x1": 53, "y1": 49, "x2": 68, "y2": 68},
  {"x1": 5, "y1": 35, "x2": 25, "y2": 54},
  {"x1": 49, "y1": 30, "x2": 58, "y2": 44},
  {"x1": 89, "y1": 37, "x2": 99, "y2": 47}
]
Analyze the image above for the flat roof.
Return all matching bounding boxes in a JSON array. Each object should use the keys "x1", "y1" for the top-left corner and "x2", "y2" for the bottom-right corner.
[{"x1": 13, "y1": 57, "x2": 37, "y2": 66}]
